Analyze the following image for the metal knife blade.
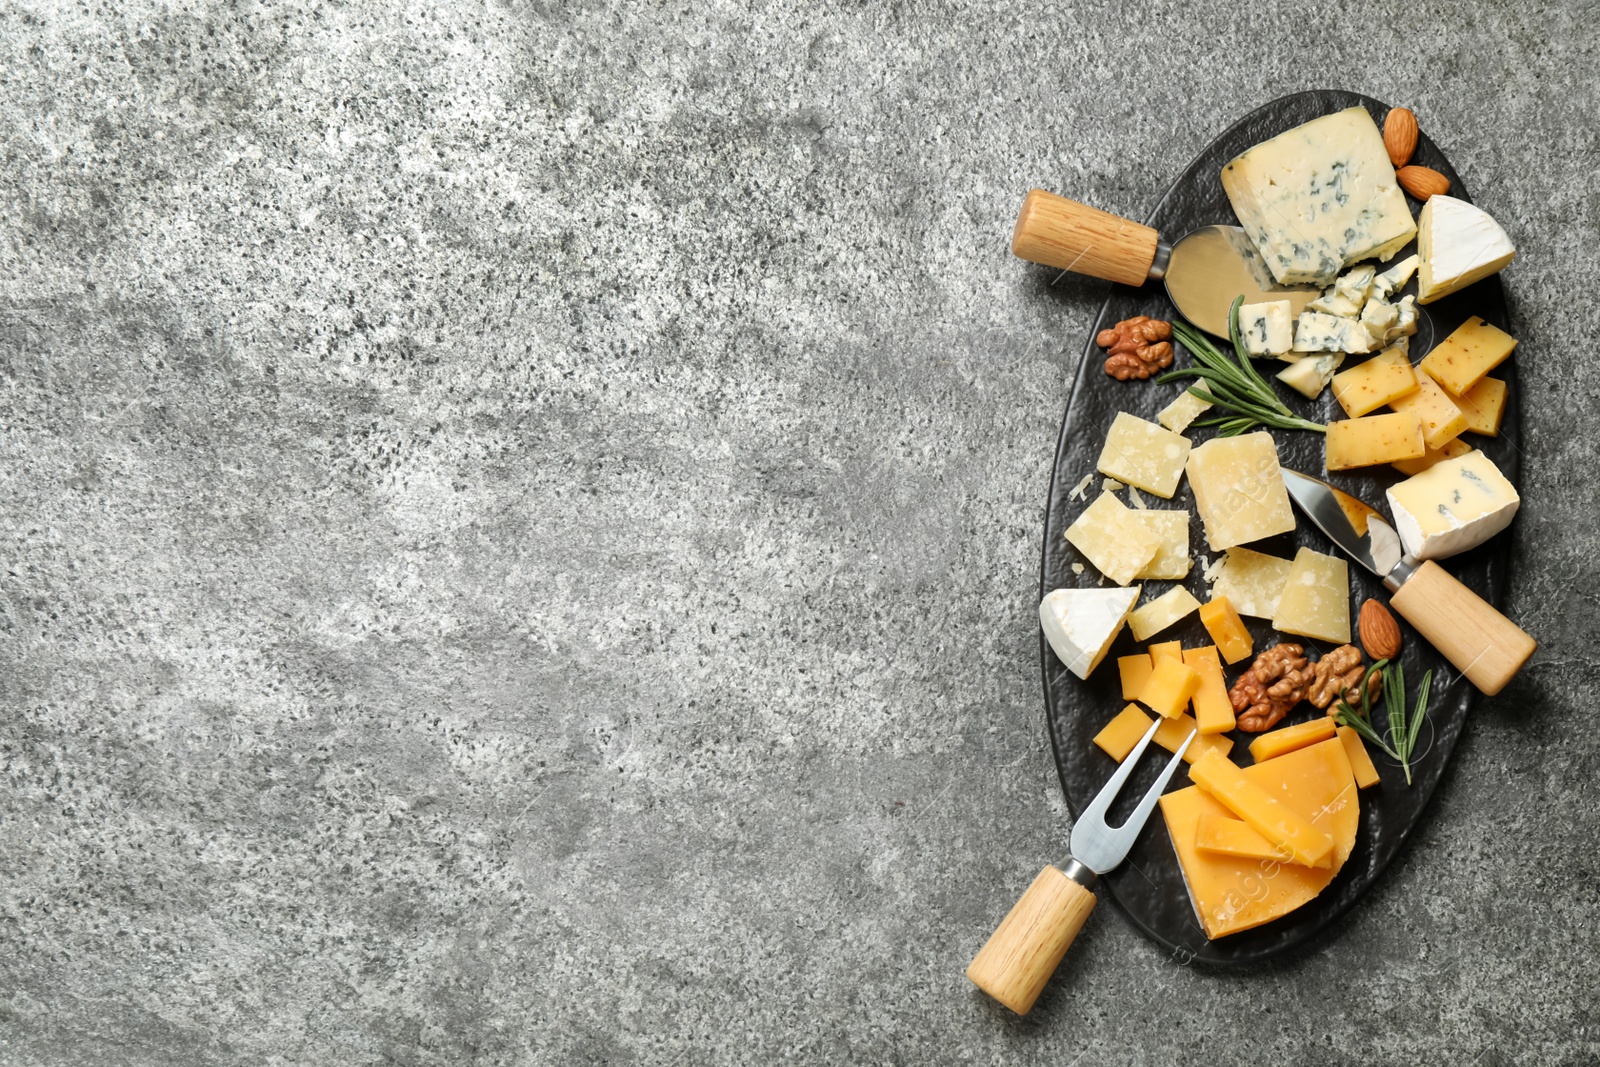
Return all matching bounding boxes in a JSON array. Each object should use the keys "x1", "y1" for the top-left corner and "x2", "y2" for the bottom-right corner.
[
  {"x1": 1157, "y1": 225, "x2": 1320, "y2": 337},
  {"x1": 1281, "y1": 469, "x2": 1405, "y2": 582}
]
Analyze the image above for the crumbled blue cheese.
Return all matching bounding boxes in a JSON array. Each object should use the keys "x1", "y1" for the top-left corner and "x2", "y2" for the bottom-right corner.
[
  {"x1": 1372, "y1": 254, "x2": 1419, "y2": 300},
  {"x1": 1238, "y1": 299, "x2": 1294, "y2": 356},
  {"x1": 1276, "y1": 353, "x2": 1344, "y2": 398},
  {"x1": 1386, "y1": 295, "x2": 1418, "y2": 342},
  {"x1": 1359, "y1": 297, "x2": 1399, "y2": 343},
  {"x1": 1221, "y1": 107, "x2": 1416, "y2": 287},
  {"x1": 1293, "y1": 311, "x2": 1374, "y2": 354}
]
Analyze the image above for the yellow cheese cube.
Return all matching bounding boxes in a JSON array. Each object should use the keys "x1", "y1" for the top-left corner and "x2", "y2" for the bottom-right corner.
[
  {"x1": 1185, "y1": 432, "x2": 1297, "y2": 551},
  {"x1": 1095, "y1": 411, "x2": 1192, "y2": 499},
  {"x1": 1117, "y1": 653, "x2": 1155, "y2": 701},
  {"x1": 1128, "y1": 585, "x2": 1202, "y2": 642},
  {"x1": 1391, "y1": 437, "x2": 1472, "y2": 476},
  {"x1": 1193, "y1": 812, "x2": 1294, "y2": 863},
  {"x1": 1137, "y1": 656, "x2": 1201, "y2": 719},
  {"x1": 1211, "y1": 547, "x2": 1293, "y2": 619},
  {"x1": 1093, "y1": 703, "x2": 1155, "y2": 762},
  {"x1": 1187, "y1": 748, "x2": 1333, "y2": 869},
  {"x1": 1161, "y1": 739, "x2": 1359, "y2": 939},
  {"x1": 1419, "y1": 315, "x2": 1516, "y2": 395},
  {"x1": 1447, "y1": 376, "x2": 1507, "y2": 437},
  {"x1": 1064, "y1": 491, "x2": 1162, "y2": 586},
  {"x1": 1248, "y1": 717, "x2": 1338, "y2": 763},
  {"x1": 1336, "y1": 725, "x2": 1381, "y2": 789},
  {"x1": 1148, "y1": 640, "x2": 1184, "y2": 664},
  {"x1": 1132, "y1": 509, "x2": 1192, "y2": 580},
  {"x1": 1331, "y1": 346, "x2": 1419, "y2": 418},
  {"x1": 1391, "y1": 372, "x2": 1469, "y2": 449},
  {"x1": 1153, "y1": 712, "x2": 1233, "y2": 764},
  {"x1": 1183, "y1": 645, "x2": 1235, "y2": 734},
  {"x1": 1325, "y1": 412, "x2": 1425, "y2": 470},
  {"x1": 1197, "y1": 596, "x2": 1253, "y2": 664},
  {"x1": 1272, "y1": 547, "x2": 1351, "y2": 645}
]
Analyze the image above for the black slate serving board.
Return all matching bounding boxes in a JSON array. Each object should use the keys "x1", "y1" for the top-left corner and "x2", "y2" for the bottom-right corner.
[{"x1": 1039, "y1": 90, "x2": 1520, "y2": 965}]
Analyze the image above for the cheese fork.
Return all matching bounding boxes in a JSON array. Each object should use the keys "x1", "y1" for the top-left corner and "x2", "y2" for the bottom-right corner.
[{"x1": 966, "y1": 720, "x2": 1195, "y2": 1015}]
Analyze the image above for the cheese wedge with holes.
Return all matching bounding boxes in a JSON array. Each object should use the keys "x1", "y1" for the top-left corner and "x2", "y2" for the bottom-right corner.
[
  {"x1": 1096, "y1": 412, "x2": 1191, "y2": 499},
  {"x1": 1162, "y1": 738, "x2": 1359, "y2": 939},
  {"x1": 1221, "y1": 107, "x2": 1416, "y2": 287},
  {"x1": 1185, "y1": 432, "x2": 1297, "y2": 551}
]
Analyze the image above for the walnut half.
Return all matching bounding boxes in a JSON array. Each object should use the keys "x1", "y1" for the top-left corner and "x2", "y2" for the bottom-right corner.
[
  {"x1": 1310, "y1": 644, "x2": 1383, "y2": 716},
  {"x1": 1097, "y1": 316, "x2": 1174, "y2": 380},
  {"x1": 1229, "y1": 644, "x2": 1313, "y2": 732}
]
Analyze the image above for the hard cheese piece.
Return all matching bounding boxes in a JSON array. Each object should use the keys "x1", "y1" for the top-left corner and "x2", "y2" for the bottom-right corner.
[
  {"x1": 1128, "y1": 586, "x2": 1202, "y2": 641},
  {"x1": 1332, "y1": 346, "x2": 1418, "y2": 417},
  {"x1": 1238, "y1": 299, "x2": 1294, "y2": 356},
  {"x1": 1447, "y1": 376, "x2": 1507, "y2": 437},
  {"x1": 1187, "y1": 748, "x2": 1333, "y2": 869},
  {"x1": 1064, "y1": 491, "x2": 1161, "y2": 586},
  {"x1": 1390, "y1": 372, "x2": 1469, "y2": 449},
  {"x1": 1391, "y1": 437, "x2": 1472, "y2": 476},
  {"x1": 1337, "y1": 726, "x2": 1381, "y2": 789},
  {"x1": 1157, "y1": 390, "x2": 1213, "y2": 434},
  {"x1": 1148, "y1": 640, "x2": 1183, "y2": 665},
  {"x1": 1096, "y1": 412, "x2": 1191, "y2": 499},
  {"x1": 1220, "y1": 106, "x2": 1416, "y2": 287},
  {"x1": 1138, "y1": 656, "x2": 1202, "y2": 719},
  {"x1": 1133, "y1": 509, "x2": 1192, "y2": 580},
  {"x1": 1248, "y1": 717, "x2": 1337, "y2": 763},
  {"x1": 1419, "y1": 316, "x2": 1516, "y2": 396},
  {"x1": 1198, "y1": 596, "x2": 1253, "y2": 664},
  {"x1": 1293, "y1": 311, "x2": 1373, "y2": 355},
  {"x1": 1372, "y1": 254, "x2": 1418, "y2": 300},
  {"x1": 1161, "y1": 739, "x2": 1359, "y2": 939},
  {"x1": 1184, "y1": 645, "x2": 1236, "y2": 734},
  {"x1": 1039, "y1": 586, "x2": 1141, "y2": 680},
  {"x1": 1154, "y1": 712, "x2": 1233, "y2": 764},
  {"x1": 1325, "y1": 411, "x2": 1425, "y2": 470},
  {"x1": 1385, "y1": 450, "x2": 1520, "y2": 560},
  {"x1": 1093, "y1": 704, "x2": 1155, "y2": 762},
  {"x1": 1186, "y1": 432, "x2": 1297, "y2": 551},
  {"x1": 1211, "y1": 547, "x2": 1293, "y2": 619},
  {"x1": 1272, "y1": 547, "x2": 1351, "y2": 645},
  {"x1": 1193, "y1": 812, "x2": 1294, "y2": 863},
  {"x1": 1117, "y1": 653, "x2": 1155, "y2": 701},
  {"x1": 1417, "y1": 194, "x2": 1516, "y2": 304}
]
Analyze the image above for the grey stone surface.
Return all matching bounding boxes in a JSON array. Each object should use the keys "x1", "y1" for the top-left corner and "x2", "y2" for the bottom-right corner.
[{"x1": 1, "y1": 1, "x2": 1597, "y2": 1063}]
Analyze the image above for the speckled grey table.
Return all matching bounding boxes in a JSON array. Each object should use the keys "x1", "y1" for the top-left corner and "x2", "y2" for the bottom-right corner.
[{"x1": 3, "y1": 3, "x2": 1598, "y2": 1064}]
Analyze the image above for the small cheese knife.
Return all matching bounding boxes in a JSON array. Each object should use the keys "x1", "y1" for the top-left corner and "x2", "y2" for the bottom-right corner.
[
  {"x1": 1281, "y1": 468, "x2": 1536, "y2": 695},
  {"x1": 1011, "y1": 190, "x2": 1320, "y2": 337}
]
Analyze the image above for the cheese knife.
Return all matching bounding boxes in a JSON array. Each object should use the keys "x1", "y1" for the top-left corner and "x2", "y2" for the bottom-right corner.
[
  {"x1": 1011, "y1": 189, "x2": 1320, "y2": 337},
  {"x1": 1281, "y1": 468, "x2": 1536, "y2": 695}
]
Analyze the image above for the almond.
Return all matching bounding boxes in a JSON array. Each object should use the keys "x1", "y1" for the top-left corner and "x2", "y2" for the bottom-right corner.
[
  {"x1": 1397, "y1": 165, "x2": 1450, "y2": 201},
  {"x1": 1358, "y1": 599, "x2": 1403, "y2": 661},
  {"x1": 1384, "y1": 107, "x2": 1419, "y2": 168}
]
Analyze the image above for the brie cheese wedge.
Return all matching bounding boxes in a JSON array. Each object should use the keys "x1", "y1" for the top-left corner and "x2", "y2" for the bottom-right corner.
[
  {"x1": 1417, "y1": 195, "x2": 1516, "y2": 305},
  {"x1": 1385, "y1": 450, "x2": 1520, "y2": 560},
  {"x1": 1039, "y1": 586, "x2": 1141, "y2": 680}
]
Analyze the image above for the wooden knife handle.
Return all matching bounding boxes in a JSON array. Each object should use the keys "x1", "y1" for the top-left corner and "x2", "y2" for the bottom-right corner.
[
  {"x1": 1388, "y1": 560, "x2": 1537, "y2": 696},
  {"x1": 1011, "y1": 189, "x2": 1160, "y2": 287},
  {"x1": 965, "y1": 865, "x2": 1096, "y2": 1015}
]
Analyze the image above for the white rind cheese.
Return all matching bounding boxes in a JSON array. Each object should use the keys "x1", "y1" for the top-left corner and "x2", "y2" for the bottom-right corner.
[
  {"x1": 1221, "y1": 107, "x2": 1417, "y2": 287},
  {"x1": 1040, "y1": 586, "x2": 1141, "y2": 680},
  {"x1": 1385, "y1": 451, "x2": 1520, "y2": 560},
  {"x1": 1238, "y1": 299, "x2": 1294, "y2": 356},
  {"x1": 1417, "y1": 195, "x2": 1516, "y2": 305}
]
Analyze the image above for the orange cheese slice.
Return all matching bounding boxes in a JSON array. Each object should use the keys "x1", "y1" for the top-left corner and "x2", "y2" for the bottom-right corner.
[
  {"x1": 1337, "y1": 725, "x2": 1381, "y2": 789},
  {"x1": 1193, "y1": 812, "x2": 1294, "y2": 863},
  {"x1": 1188, "y1": 748, "x2": 1333, "y2": 868},
  {"x1": 1160, "y1": 738, "x2": 1359, "y2": 939},
  {"x1": 1248, "y1": 717, "x2": 1337, "y2": 763}
]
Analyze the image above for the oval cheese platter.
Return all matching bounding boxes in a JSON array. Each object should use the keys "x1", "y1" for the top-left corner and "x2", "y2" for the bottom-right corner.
[{"x1": 1036, "y1": 90, "x2": 1523, "y2": 966}]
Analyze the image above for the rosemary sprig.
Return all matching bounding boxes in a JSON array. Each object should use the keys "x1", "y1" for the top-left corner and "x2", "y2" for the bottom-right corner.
[
  {"x1": 1157, "y1": 296, "x2": 1326, "y2": 436},
  {"x1": 1334, "y1": 659, "x2": 1434, "y2": 785}
]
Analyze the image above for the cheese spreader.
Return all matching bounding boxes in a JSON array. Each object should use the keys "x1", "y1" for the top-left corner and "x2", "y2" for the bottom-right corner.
[
  {"x1": 1281, "y1": 468, "x2": 1536, "y2": 695},
  {"x1": 1011, "y1": 189, "x2": 1319, "y2": 337},
  {"x1": 966, "y1": 720, "x2": 1196, "y2": 1015}
]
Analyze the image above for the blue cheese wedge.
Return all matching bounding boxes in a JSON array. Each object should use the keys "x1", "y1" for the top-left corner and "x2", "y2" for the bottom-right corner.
[
  {"x1": 1387, "y1": 295, "x2": 1418, "y2": 342},
  {"x1": 1293, "y1": 311, "x2": 1374, "y2": 354},
  {"x1": 1276, "y1": 353, "x2": 1343, "y2": 398},
  {"x1": 1417, "y1": 195, "x2": 1516, "y2": 304},
  {"x1": 1221, "y1": 107, "x2": 1417, "y2": 287},
  {"x1": 1238, "y1": 299, "x2": 1294, "y2": 356},
  {"x1": 1385, "y1": 450, "x2": 1520, "y2": 560},
  {"x1": 1040, "y1": 586, "x2": 1141, "y2": 679},
  {"x1": 1372, "y1": 254, "x2": 1419, "y2": 300},
  {"x1": 1359, "y1": 297, "x2": 1399, "y2": 343}
]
